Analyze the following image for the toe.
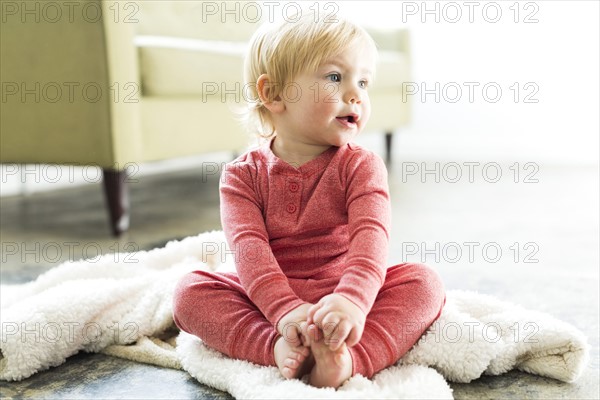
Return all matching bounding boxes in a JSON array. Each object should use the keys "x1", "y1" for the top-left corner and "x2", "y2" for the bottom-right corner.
[
  {"x1": 284, "y1": 358, "x2": 299, "y2": 368},
  {"x1": 281, "y1": 366, "x2": 293, "y2": 379}
]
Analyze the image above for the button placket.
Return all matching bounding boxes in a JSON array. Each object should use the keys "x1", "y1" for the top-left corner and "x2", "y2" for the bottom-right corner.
[{"x1": 284, "y1": 176, "x2": 302, "y2": 216}]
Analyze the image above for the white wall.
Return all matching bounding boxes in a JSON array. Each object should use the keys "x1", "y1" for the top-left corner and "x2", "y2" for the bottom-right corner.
[{"x1": 341, "y1": 0, "x2": 599, "y2": 163}]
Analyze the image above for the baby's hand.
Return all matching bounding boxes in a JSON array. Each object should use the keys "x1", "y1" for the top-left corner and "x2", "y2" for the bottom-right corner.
[
  {"x1": 276, "y1": 303, "x2": 313, "y2": 347},
  {"x1": 307, "y1": 294, "x2": 366, "y2": 351}
]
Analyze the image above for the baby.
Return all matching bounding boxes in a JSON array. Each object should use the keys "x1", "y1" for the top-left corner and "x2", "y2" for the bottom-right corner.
[{"x1": 173, "y1": 11, "x2": 445, "y2": 389}]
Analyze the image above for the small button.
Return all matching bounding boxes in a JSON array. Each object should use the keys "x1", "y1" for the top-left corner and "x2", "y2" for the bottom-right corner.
[
  {"x1": 286, "y1": 204, "x2": 297, "y2": 213},
  {"x1": 289, "y1": 182, "x2": 299, "y2": 192}
]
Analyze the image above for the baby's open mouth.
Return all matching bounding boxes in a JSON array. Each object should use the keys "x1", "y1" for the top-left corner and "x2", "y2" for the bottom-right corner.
[{"x1": 336, "y1": 114, "x2": 358, "y2": 124}]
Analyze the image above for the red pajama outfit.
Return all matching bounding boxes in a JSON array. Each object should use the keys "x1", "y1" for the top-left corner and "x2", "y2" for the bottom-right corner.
[{"x1": 173, "y1": 139, "x2": 445, "y2": 378}]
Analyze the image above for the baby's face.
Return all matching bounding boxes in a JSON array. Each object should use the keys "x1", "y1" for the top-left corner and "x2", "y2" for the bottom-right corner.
[{"x1": 278, "y1": 43, "x2": 376, "y2": 148}]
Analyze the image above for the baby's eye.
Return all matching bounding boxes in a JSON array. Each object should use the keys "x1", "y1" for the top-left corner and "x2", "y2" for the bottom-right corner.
[
  {"x1": 326, "y1": 73, "x2": 341, "y2": 83},
  {"x1": 359, "y1": 80, "x2": 369, "y2": 89}
]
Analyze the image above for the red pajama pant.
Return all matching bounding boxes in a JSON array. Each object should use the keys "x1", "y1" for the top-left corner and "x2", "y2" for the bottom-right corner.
[{"x1": 172, "y1": 262, "x2": 445, "y2": 378}]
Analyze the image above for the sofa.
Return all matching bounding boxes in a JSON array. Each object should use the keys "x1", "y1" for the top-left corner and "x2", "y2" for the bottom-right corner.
[{"x1": 0, "y1": 0, "x2": 411, "y2": 235}]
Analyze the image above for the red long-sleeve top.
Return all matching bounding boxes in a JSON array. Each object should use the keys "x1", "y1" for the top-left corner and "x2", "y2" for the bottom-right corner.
[{"x1": 219, "y1": 139, "x2": 391, "y2": 327}]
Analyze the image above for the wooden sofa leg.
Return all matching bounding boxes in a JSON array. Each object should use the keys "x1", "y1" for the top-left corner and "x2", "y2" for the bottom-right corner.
[
  {"x1": 102, "y1": 168, "x2": 130, "y2": 236},
  {"x1": 385, "y1": 131, "x2": 393, "y2": 164}
]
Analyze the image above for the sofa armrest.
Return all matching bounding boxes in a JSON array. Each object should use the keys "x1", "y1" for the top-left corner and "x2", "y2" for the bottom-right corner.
[
  {"x1": 0, "y1": 0, "x2": 141, "y2": 168},
  {"x1": 101, "y1": 0, "x2": 142, "y2": 165}
]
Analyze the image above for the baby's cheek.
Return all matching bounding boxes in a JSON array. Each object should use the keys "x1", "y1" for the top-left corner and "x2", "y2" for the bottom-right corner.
[
  {"x1": 317, "y1": 96, "x2": 341, "y2": 116},
  {"x1": 361, "y1": 98, "x2": 371, "y2": 121},
  {"x1": 320, "y1": 101, "x2": 338, "y2": 116}
]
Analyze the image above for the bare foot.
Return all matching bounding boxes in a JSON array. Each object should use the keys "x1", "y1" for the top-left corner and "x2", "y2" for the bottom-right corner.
[
  {"x1": 273, "y1": 336, "x2": 312, "y2": 379},
  {"x1": 308, "y1": 336, "x2": 353, "y2": 389}
]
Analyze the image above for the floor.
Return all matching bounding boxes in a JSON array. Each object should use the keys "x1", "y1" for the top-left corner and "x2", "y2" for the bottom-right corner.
[{"x1": 1, "y1": 137, "x2": 599, "y2": 399}]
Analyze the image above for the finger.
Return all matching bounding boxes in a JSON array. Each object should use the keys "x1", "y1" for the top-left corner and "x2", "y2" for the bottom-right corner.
[
  {"x1": 328, "y1": 320, "x2": 352, "y2": 351},
  {"x1": 307, "y1": 302, "x2": 324, "y2": 325},
  {"x1": 321, "y1": 313, "x2": 341, "y2": 340},
  {"x1": 310, "y1": 323, "x2": 323, "y2": 342},
  {"x1": 305, "y1": 323, "x2": 320, "y2": 345},
  {"x1": 281, "y1": 323, "x2": 302, "y2": 347},
  {"x1": 299, "y1": 321, "x2": 311, "y2": 347},
  {"x1": 289, "y1": 334, "x2": 302, "y2": 347},
  {"x1": 308, "y1": 300, "x2": 323, "y2": 316},
  {"x1": 312, "y1": 305, "x2": 332, "y2": 327},
  {"x1": 346, "y1": 325, "x2": 363, "y2": 347}
]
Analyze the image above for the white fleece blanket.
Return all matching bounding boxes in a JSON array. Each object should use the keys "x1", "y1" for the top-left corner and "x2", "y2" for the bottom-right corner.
[{"x1": 0, "y1": 231, "x2": 590, "y2": 399}]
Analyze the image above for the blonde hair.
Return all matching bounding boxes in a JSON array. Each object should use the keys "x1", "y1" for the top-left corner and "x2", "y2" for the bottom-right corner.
[{"x1": 243, "y1": 11, "x2": 377, "y2": 138}]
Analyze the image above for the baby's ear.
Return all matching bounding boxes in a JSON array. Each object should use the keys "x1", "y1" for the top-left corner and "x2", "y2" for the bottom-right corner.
[{"x1": 257, "y1": 74, "x2": 285, "y2": 113}]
